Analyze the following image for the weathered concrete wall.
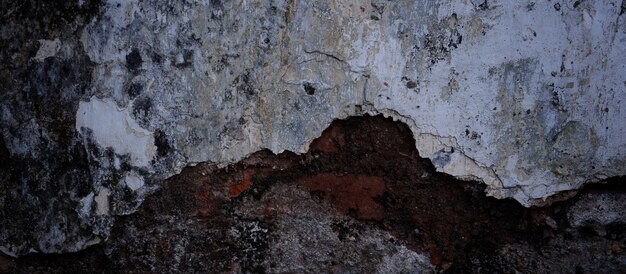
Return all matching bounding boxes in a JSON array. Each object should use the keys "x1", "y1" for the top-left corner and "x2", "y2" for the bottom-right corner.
[
  {"x1": 1, "y1": 0, "x2": 625, "y2": 257},
  {"x1": 79, "y1": 0, "x2": 626, "y2": 203}
]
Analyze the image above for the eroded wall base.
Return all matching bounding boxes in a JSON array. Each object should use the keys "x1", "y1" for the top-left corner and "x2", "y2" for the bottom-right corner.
[{"x1": 5, "y1": 116, "x2": 624, "y2": 273}]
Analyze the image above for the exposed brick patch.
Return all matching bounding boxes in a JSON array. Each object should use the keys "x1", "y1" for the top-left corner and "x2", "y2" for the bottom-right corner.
[{"x1": 297, "y1": 174, "x2": 385, "y2": 220}]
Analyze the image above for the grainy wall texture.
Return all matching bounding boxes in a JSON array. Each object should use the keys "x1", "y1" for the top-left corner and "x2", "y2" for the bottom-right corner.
[{"x1": 1, "y1": 0, "x2": 625, "y2": 272}]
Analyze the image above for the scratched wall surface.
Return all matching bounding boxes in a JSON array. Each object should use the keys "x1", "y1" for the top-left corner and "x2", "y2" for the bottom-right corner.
[{"x1": 1, "y1": 0, "x2": 625, "y2": 257}]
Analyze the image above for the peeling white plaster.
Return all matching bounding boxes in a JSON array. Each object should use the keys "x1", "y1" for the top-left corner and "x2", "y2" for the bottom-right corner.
[
  {"x1": 94, "y1": 188, "x2": 110, "y2": 216},
  {"x1": 79, "y1": 0, "x2": 626, "y2": 208},
  {"x1": 124, "y1": 172, "x2": 144, "y2": 191},
  {"x1": 33, "y1": 38, "x2": 61, "y2": 62},
  {"x1": 75, "y1": 97, "x2": 156, "y2": 168}
]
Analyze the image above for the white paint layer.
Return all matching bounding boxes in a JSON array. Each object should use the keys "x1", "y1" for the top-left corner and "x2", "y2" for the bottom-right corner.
[
  {"x1": 76, "y1": 97, "x2": 156, "y2": 168},
  {"x1": 124, "y1": 172, "x2": 144, "y2": 191},
  {"x1": 94, "y1": 188, "x2": 110, "y2": 216},
  {"x1": 78, "y1": 0, "x2": 626, "y2": 207},
  {"x1": 33, "y1": 39, "x2": 61, "y2": 61}
]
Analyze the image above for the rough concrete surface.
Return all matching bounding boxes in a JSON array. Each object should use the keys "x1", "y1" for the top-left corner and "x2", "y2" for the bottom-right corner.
[{"x1": 1, "y1": 0, "x2": 625, "y2": 272}]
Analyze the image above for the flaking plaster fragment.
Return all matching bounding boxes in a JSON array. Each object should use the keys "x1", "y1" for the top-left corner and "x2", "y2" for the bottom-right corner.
[
  {"x1": 33, "y1": 39, "x2": 61, "y2": 62},
  {"x1": 75, "y1": 97, "x2": 156, "y2": 168},
  {"x1": 95, "y1": 188, "x2": 110, "y2": 216}
]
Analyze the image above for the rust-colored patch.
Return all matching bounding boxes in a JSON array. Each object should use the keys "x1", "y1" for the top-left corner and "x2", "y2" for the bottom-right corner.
[
  {"x1": 298, "y1": 174, "x2": 385, "y2": 220},
  {"x1": 229, "y1": 170, "x2": 253, "y2": 197},
  {"x1": 195, "y1": 191, "x2": 213, "y2": 217},
  {"x1": 309, "y1": 122, "x2": 345, "y2": 153}
]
